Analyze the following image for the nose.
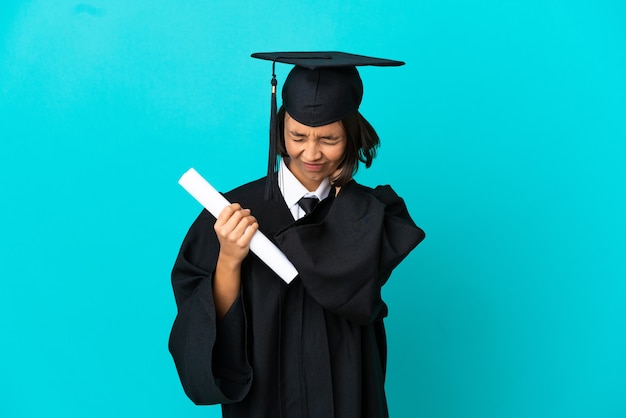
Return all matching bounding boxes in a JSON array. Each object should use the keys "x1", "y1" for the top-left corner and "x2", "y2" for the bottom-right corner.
[{"x1": 303, "y1": 140, "x2": 321, "y2": 160}]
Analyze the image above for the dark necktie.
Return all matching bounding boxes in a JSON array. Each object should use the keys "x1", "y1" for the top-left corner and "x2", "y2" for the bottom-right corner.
[{"x1": 298, "y1": 196, "x2": 320, "y2": 215}]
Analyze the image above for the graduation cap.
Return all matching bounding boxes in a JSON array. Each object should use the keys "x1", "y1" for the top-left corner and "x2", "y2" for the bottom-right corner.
[{"x1": 250, "y1": 51, "x2": 405, "y2": 200}]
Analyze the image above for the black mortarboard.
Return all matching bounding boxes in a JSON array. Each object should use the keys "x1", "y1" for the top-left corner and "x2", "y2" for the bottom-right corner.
[{"x1": 250, "y1": 51, "x2": 405, "y2": 200}]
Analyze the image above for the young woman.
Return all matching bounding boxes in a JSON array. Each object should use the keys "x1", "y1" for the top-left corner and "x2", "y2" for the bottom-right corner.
[{"x1": 169, "y1": 52, "x2": 425, "y2": 418}]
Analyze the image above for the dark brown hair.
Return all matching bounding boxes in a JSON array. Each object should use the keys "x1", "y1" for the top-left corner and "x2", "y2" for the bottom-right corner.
[{"x1": 276, "y1": 106, "x2": 380, "y2": 187}]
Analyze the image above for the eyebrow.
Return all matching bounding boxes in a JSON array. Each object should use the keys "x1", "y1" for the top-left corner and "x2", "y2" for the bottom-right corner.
[{"x1": 289, "y1": 131, "x2": 341, "y2": 140}]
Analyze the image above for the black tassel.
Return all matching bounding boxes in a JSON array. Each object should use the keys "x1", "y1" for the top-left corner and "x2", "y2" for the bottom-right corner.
[{"x1": 265, "y1": 61, "x2": 279, "y2": 201}]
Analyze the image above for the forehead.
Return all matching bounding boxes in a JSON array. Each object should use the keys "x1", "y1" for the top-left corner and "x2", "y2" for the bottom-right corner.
[{"x1": 285, "y1": 112, "x2": 345, "y2": 136}]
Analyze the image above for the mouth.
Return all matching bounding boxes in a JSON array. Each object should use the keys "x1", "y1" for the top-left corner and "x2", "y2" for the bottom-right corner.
[{"x1": 302, "y1": 162, "x2": 324, "y2": 172}]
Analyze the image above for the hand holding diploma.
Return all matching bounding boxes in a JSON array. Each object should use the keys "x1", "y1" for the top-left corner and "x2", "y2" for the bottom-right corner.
[{"x1": 178, "y1": 168, "x2": 299, "y2": 284}]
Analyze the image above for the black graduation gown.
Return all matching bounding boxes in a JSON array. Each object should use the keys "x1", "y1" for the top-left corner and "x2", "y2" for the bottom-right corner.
[{"x1": 169, "y1": 178, "x2": 425, "y2": 418}]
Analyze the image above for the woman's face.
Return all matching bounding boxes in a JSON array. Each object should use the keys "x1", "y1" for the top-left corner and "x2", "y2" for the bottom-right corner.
[{"x1": 283, "y1": 112, "x2": 347, "y2": 191}]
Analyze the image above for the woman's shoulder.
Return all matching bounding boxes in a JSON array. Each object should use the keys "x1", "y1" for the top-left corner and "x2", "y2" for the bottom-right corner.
[
  {"x1": 222, "y1": 177, "x2": 289, "y2": 225},
  {"x1": 346, "y1": 180, "x2": 424, "y2": 242},
  {"x1": 344, "y1": 180, "x2": 404, "y2": 205},
  {"x1": 223, "y1": 177, "x2": 266, "y2": 202}
]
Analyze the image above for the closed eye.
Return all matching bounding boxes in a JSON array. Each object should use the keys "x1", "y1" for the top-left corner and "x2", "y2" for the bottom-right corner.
[
  {"x1": 320, "y1": 136, "x2": 342, "y2": 145},
  {"x1": 289, "y1": 131, "x2": 307, "y2": 142}
]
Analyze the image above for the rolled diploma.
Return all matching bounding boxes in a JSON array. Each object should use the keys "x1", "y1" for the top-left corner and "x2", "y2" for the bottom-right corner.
[{"x1": 178, "y1": 168, "x2": 298, "y2": 284}]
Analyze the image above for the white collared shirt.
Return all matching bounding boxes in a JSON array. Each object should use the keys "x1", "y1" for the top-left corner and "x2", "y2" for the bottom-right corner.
[{"x1": 278, "y1": 159, "x2": 331, "y2": 220}]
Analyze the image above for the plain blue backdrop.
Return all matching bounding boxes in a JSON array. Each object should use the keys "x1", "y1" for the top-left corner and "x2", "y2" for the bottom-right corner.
[{"x1": 1, "y1": 1, "x2": 625, "y2": 417}]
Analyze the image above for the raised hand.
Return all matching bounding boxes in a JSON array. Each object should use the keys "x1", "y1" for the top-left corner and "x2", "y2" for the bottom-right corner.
[
  {"x1": 214, "y1": 203, "x2": 259, "y2": 265},
  {"x1": 213, "y1": 203, "x2": 258, "y2": 318}
]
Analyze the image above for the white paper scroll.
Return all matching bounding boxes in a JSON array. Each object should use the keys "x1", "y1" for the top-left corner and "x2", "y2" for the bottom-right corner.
[{"x1": 178, "y1": 168, "x2": 298, "y2": 284}]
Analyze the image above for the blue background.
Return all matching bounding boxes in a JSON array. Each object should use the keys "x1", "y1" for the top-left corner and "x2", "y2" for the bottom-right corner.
[{"x1": 1, "y1": 1, "x2": 625, "y2": 417}]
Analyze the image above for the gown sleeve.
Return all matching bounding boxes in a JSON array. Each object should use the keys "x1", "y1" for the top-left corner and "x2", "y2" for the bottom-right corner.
[
  {"x1": 168, "y1": 210, "x2": 252, "y2": 405},
  {"x1": 275, "y1": 182, "x2": 425, "y2": 325}
]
